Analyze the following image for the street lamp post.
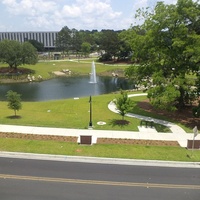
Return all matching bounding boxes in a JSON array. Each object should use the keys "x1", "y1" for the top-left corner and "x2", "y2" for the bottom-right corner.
[{"x1": 89, "y1": 95, "x2": 92, "y2": 127}]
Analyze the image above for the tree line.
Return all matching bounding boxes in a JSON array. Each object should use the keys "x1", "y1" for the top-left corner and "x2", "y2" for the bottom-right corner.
[{"x1": 55, "y1": 27, "x2": 131, "y2": 61}]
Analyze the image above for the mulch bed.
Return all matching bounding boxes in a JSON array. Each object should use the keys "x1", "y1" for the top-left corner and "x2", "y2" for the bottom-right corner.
[
  {"x1": 138, "y1": 100, "x2": 200, "y2": 129},
  {"x1": 0, "y1": 67, "x2": 33, "y2": 74},
  {"x1": 0, "y1": 132, "x2": 77, "y2": 143},
  {"x1": 0, "y1": 132, "x2": 179, "y2": 146},
  {"x1": 97, "y1": 138, "x2": 179, "y2": 146}
]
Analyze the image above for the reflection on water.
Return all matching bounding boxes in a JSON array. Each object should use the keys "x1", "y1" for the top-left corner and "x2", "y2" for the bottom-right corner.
[{"x1": 0, "y1": 76, "x2": 133, "y2": 101}]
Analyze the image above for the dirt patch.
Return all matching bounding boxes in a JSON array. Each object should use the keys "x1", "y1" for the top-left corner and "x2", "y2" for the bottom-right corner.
[
  {"x1": 138, "y1": 99, "x2": 200, "y2": 130},
  {"x1": 52, "y1": 71, "x2": 66, "y2": 76}
]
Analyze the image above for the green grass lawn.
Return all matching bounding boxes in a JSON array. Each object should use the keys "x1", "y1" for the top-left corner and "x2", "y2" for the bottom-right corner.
[
  {"x1": 22, "y1": 59, "x2": 128, "y2": 80},
  {"x1": 0, "y1": 93, "x2": 143, "y2": 130},
  {"x1": 0, "y1": 138, "x2": 199, "y2": 162},
  {"x1": 0, "y1": 93, "x2": 179, "y2": 132},
  {"x1": 0, "y1": 59, "x2": 128, "y2": 81}
]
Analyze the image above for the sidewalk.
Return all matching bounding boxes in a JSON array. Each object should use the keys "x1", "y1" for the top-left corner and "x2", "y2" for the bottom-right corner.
[{"x1": 0, "y1": 123, "x2": 197, "y2": 148}]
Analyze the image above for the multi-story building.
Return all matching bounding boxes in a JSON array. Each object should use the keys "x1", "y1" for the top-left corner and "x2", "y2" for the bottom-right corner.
[{"x1": 0, "y1": 31, "x2": 58, "y2": 50}]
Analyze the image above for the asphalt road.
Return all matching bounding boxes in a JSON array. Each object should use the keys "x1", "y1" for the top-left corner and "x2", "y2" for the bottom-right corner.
[{"x1": 0, "y1": 157, "x2": 200, "y2": 200}]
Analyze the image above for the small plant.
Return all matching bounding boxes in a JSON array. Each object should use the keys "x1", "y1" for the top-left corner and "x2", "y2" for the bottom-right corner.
[
  {"x1": 6, "y1": 90, "x2": 22, "y2": 116},
  {"x1": 113, "y1": 90, "x2": 133, "y2": 120}
]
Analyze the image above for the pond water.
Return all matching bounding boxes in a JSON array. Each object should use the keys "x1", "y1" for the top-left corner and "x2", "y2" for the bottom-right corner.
[{"x1": 0, "y1": 76, "x2": 133, "y2": 101}]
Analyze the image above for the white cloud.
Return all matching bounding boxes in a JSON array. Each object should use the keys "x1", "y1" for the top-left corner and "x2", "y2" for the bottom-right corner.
[
  {"x1": 2, "y1": 0, "x2": 57, "y2": 15},
  {"x1": 1, "y1": 0, "x2": 178, "y2": 31},
  {"x1": 2, "y1": 0, "x2": 122, "y2": 30},
  {"x1": 57, "y1": 0, "x2": 122, "y2": 29},
  {"x1": 61, "y1": 5, "x2": 82, "y2": 18}
]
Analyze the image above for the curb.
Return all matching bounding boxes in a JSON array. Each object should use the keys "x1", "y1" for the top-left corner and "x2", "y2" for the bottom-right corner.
[{"x1": 0, "y1": 151, "x2": 200, "y2": 168}]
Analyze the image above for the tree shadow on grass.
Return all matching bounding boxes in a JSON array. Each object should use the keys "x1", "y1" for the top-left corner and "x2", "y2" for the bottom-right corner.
[
  {"x1": 109, "y1": 119, "x2": 130, "y2": 128},
  {"x1": 6, "y1": 115, "x2": 22, "y2": 119}
]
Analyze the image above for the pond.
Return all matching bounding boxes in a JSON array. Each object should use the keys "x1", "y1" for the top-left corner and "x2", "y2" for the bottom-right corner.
[{"x1": 0, "y1": 76, "x2": 134, "y2": 101}]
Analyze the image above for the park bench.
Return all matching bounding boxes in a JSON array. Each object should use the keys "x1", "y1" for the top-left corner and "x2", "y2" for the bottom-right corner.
[{"x1": 140, "y1": 118, "x2": 154, "y2": 128}]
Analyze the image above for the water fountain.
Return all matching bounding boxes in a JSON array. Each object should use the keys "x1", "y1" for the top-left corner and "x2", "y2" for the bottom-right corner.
[
  {"x1": 89, "y1": 61, "x2": 97, "y2": 83},
  {"x1": 0, "y1": 60, "x2": 133, "y2": 101}
]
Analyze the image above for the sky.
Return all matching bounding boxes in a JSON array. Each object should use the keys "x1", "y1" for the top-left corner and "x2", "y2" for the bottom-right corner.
[{"x1": 0, "y1": 0, "x2": 177, "y2": 32}]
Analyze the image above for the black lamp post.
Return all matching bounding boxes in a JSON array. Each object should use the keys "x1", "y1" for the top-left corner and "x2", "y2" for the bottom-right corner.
[{"x1": 89, "y1": 95, "x2": 92, "y2": 127}]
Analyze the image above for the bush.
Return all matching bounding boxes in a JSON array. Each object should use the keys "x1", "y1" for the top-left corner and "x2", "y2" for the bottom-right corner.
[{"x1": 98, "y1": 53, "x2": 112, "y2": 62}]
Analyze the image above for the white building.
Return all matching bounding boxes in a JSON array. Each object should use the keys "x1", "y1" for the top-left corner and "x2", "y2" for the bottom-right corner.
[{"x1": 0, "y1": 31, "x2": 58, "y2": 49}]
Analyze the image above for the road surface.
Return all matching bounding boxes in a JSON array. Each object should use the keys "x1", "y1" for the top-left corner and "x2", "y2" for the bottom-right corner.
[{"x1": 0, "y1": 157, "x2": 199, "y2": 200}]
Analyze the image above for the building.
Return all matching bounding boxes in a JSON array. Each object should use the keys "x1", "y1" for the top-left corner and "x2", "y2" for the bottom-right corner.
[{"x1": 0, "y1": 31, "x2": 58, "y2": 50}]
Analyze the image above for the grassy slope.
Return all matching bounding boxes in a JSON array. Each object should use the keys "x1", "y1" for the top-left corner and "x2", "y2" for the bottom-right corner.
[
  {"x1": 25, "y1": 59, "x2": 128, "y2": 79},
  {"x1": 0, "y1": 138, "x2": 199, "y2": 162},
  {"x1": 0, "y1": 94, "x2": 144, "y2": 131}
]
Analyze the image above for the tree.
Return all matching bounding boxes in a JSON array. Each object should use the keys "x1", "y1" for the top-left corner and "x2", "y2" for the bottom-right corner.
[
  {"x1": 21, "y1": 42, "x2": 38, "y2": 65},
  {"x1": 55, "y1": 26, "x2": 71, "y2": 55},
  {"x1": 28, "y1": 40, "x2": 44, "y2": 52},
  {"x1": 0, "y1": 40, "x2": 38, "y2": 69},
  {"x1": 79, "y1": 30, "x2": 96, "y2": 51},
  {"x1": 81, "y1": 42, "x2": 91, "y2": 57},
  {"x1": 0, "y1": 40, "x2": 22, "y2": 68},
  {"x1": 70, "y1": 28, "x2": 82, "y2": 56},
  {"x1": 114, "y1": 90, "x2": 132, "y2": 120},
  {"x1": 99, "y1": 30, "x2": 120, "y2": 61},
  {"x1": 125, "y1": 0, "x2": 200, "y2": 111},
  {"x1": 118, "y1": 31, "x2": 132, "y2": 61},
  {"x1": 6, "y1": 90, "x2": 22, "y2": 116}
]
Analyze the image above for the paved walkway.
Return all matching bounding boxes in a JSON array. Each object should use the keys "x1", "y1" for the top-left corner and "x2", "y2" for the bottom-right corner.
[{"x1": 0, "y1": 94, "x2": 199, "y2": 148}]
